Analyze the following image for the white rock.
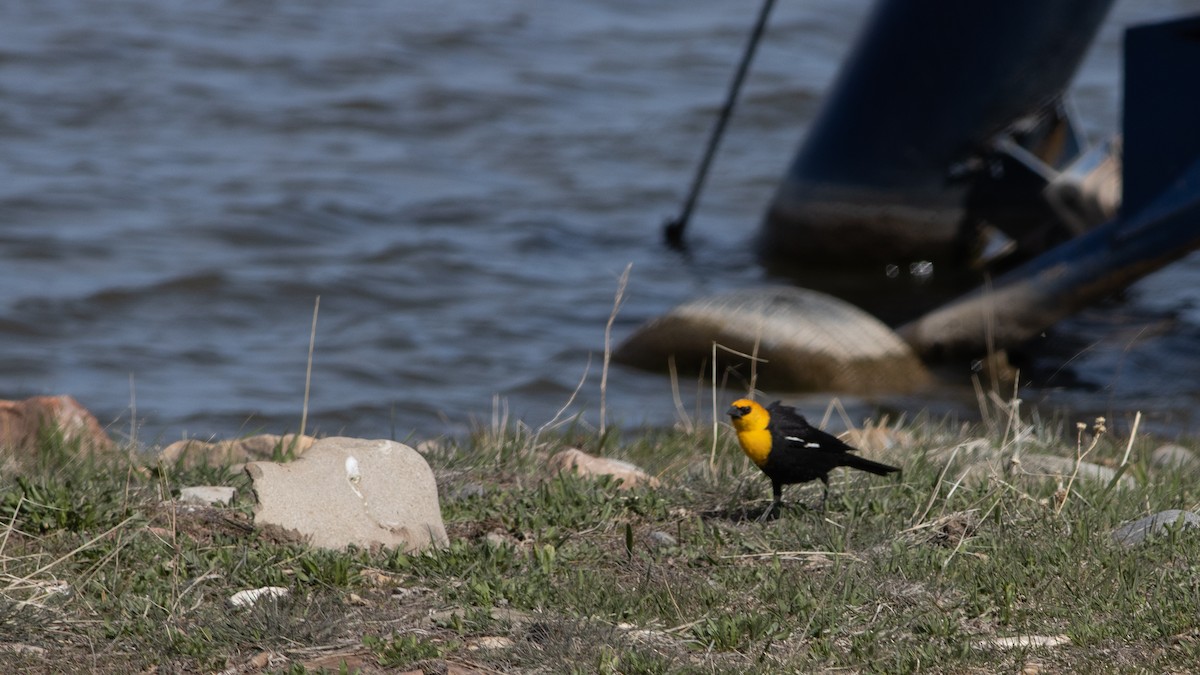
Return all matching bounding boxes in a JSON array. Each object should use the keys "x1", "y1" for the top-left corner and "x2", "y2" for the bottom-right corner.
[
  {"x1": 246, "y1": 437, "x2": 448, "y2": 552},
  {"x1": 485, "y1": 532, "x2": 512, "y2": 548},
  {"x1": 973, "y1": 635, "x2": 1070, "y2": 650},
  {"x1": 180, "y1": 486, "x2": 237, "y2": 506},
  {"x1": 229, "y1": 586, "x2": 289, "y2": 608}
]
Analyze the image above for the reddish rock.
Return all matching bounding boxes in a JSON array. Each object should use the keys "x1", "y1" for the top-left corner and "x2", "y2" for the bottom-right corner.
[
  {"x1": 0, "y1": 396, "x2": 112, "y2": 467},
  {"x1": 158, "y1": 433, "x2": 315, "y2": 469},
  {"x1": 547, "y1": 448, "x2": 660, "y2": 490}
]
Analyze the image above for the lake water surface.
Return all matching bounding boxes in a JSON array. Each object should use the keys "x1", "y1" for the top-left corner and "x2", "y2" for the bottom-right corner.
[{"x1": 2, "y1": 0, "x2": 1197, "y2": 445}]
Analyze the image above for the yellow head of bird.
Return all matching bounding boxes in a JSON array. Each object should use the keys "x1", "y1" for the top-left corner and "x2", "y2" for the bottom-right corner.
[
  {"x1": 727, "y1": 398, "x2": 772, "y2": 466},
  {"x1": 727, "y1": 398, "x2": 769, "y2": 433}
]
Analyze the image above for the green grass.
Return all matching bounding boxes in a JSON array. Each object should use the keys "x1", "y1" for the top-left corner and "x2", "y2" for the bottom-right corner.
[{"x1": 2, "y1": 403, "x2": 1199, "y2": 673}]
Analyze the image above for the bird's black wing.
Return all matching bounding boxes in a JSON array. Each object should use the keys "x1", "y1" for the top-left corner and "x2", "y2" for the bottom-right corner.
[
  {"x1": 765, "y1": 401, "x2": 858, "y2": 455},
  {"x1": 764, "y1": 401, "x2": 900, "y2": 480}
]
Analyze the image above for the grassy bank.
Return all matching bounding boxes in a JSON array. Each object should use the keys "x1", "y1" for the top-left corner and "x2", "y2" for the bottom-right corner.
[{"x1": 2, "y1": 401, "x2": 1199, "y2": 673}]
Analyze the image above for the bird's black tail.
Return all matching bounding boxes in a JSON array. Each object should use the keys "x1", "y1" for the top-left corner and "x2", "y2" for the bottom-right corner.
[{"x1": 841, "y1": 454, "x2": 901, "y2": 476}]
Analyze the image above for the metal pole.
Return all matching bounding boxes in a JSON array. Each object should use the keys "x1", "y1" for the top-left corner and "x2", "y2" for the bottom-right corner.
[{"x1": 663, "y1": 0, "x2": 777, "y2": 250}]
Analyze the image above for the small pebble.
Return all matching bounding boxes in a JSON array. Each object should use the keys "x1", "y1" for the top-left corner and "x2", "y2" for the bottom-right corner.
[
  {"x1": 648, "y1": 530, "x2": 677, "y2": 548},
  {"x1": 179, "y1": 486, "x2": 236, "y2": 506},
  {"x1": 448, "y1": 483, "x2": 486, "y2": 501},
  {"x1": 229, "y1": 586, "x2": 289, "y2": 608},
  {"x1": 468, "y1": 636, "x2": 514, "y2": 650},
  {"x1": 485, "y1": 532, "x2": 512, "y2": 548}
]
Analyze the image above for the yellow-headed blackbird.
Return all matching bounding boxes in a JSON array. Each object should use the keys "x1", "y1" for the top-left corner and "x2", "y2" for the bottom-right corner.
[{"x1": 727, "y1": 398, "x2": 900, "y2": 513}]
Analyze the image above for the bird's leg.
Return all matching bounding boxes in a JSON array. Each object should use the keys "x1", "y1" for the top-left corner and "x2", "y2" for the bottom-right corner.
[
  {"x1": 817, "y1": 476, "x2": 830, "y2": 512},
  {"x1": 757, "y1": 481, "x2": 784, "y2": 522}
]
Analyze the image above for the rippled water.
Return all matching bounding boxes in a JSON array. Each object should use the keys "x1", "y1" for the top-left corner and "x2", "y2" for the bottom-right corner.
[{"x1": 1, "y1": 0, "x2": 1197, "y2": 444}]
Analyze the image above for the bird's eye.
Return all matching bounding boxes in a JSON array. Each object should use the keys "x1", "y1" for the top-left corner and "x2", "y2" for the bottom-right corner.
[{"x1": 738, "y1": 406, "x2": 751, "y2": 415}]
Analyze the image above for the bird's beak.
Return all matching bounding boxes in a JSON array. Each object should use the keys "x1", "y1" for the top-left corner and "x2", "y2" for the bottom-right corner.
[{"x1": 727, "y1": 405, "x2": 743, "y2": 419}]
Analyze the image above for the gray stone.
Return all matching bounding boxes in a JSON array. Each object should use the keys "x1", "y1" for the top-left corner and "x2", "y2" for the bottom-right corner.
[
  {"x1": 447, "y1": 483, "x2": 485, "y2": 501},
  {"x1": 1018, "y1": 454, "x2": 1133, "y2": 487},
  {"x1": 1111, "y1": 510, "x2": 1200, "y2": 546},
  {"x1": 956, "y1": 452, "x2": 1134, "y2": 489},
  {"x1": 1151, "y1": 444, "x2": 1198, "y2": 471},
  {"x1": 179, "y1": 485, "x2": 237, "y2": 506},
  {"x1": 648, "y1": 530, "x2": 678, "y2": 548},
  {"x1": 615, "y1": 286, "x2": 929, "y2": 394},
  {"x1": 246, "y1": 437, "x2": 448, "y2": 552}
]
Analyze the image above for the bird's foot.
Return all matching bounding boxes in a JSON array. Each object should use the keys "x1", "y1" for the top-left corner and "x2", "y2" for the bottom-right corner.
[{"x1": 755, "y1": 502, "x2": 783, "y2": 522}]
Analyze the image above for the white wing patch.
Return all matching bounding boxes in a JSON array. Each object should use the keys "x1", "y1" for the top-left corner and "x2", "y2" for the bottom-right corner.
[{"x1": 785, "y1": 435, "x2": 822, "y2": 448}]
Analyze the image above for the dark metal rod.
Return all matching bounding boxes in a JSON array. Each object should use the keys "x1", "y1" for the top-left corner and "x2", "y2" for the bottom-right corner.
[{"x1": 664, "y1": 0, "x2": 777, "y2": 250}]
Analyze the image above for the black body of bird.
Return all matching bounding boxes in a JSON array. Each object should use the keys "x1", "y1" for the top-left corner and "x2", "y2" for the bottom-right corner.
[{"x1": 727, "y1": 399, "x2": 900, "y2": 514}]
